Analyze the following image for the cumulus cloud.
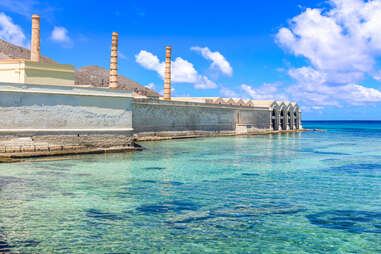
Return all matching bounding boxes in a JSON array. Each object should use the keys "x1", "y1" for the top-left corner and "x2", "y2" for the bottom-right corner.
[
  {"x1": 136, "y1": 50, "x2": 161, "y2": 73},
  {"x1": 275, "y1": 0, "x2": 381, "y2": 106},
  {"x1": 50, "y1": 26, "x2": 72, "y2": 47},
  {"x1": 220, "y1": 87, "x2": 239, "y2": 98},
  {"x1": 0, "y1": 12, "x2": 26, "y2": 47},
  {"x1": 135, "y1": 50, "x2": 217, "y2": 89},
  {"x1": 241, "y1": 83, "x2": 288, "y2": 101},
  {"x1": 191, "y1": 46, "x2": 233, "y2": 76},
  {"x1": 286, "y1": 67, "x2": 381, "y2": 106}
]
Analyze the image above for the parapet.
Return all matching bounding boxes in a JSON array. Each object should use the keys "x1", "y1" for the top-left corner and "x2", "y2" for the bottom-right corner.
[{"x1": 169, "y1": 97, "x2": 299, "y2": 111}]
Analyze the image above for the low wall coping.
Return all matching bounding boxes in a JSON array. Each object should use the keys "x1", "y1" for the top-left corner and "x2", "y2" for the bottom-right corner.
[
  {"x1": 0, "y1": 128, "x2": 134, "y2": 135},
  {"x1": 133, "y1": 98, "x2": 270, "y2": 111},
  {"x1": 0, "y1": 82, "x2": 134, "y2": 99}
]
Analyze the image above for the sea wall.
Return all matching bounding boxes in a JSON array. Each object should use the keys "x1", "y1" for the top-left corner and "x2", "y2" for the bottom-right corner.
[
  {"x1": 237, "y1": 109, "x2": 271, "y2": 130},
  {"x1": 0, "y1": 83, "x2": 133, "y2": 134},
  {"x1": 132, "y1": 98, "x2": 272, "y2": 138},
  {"x1": 132, "y1": 98, "x2": 235, "y2": 132},
  {"x1": 0, "y1": 82, "x2": 292, "y2": 150}
]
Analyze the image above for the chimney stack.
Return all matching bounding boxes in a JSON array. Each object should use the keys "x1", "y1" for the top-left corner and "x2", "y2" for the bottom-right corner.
[
  {"x1": 31, "y1": 15, "x2": 40, "y2": 62},
  {"x1": 164, "y1": 46, "x2": 172, "y2": 100},
  {"x1": 109, "y1": 32, "x2": 119, "y2": 89}
]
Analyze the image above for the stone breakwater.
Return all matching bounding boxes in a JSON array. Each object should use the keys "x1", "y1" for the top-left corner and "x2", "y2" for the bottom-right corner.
[{"x1": 0, "y1": 136, "x2": 142, "y2": 162}]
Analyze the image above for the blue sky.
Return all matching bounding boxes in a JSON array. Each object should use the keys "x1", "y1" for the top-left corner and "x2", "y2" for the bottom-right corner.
[{"x1": 1, "y1": 0, "x2": 381, "y2": 120}]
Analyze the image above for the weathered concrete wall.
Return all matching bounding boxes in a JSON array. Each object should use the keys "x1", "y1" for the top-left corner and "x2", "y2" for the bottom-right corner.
[
  {"x1": 0, "y1": 83, "x2": 300, "y2": 149},
  {"x1": 132, "y1": 98, "x2": 237, "y2": 133},
  {"x1": 0, "y1": 83, "x2": 133, "y2": 134},
  {"x1": 132, "y1": 98, "x2": 273, "y2": 135},
  {"x1": 238, "y1": 109, "x2": 271, "y2": 130}
]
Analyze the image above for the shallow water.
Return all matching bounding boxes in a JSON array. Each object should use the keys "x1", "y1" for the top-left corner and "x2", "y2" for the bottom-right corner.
[{"x1": 0, "y1": 121, "x2": 381, "y2": 253}]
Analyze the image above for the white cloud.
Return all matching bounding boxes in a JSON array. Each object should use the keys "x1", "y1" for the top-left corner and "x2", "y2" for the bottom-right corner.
[
  {"x1": 0, "y1": 0, "x2": 37, "y2": 17},
  {"x1": 135, "y1": 50, "x2": 217, "y2": 89},
  {"x1": 276, "y1": 4, "x2": 373, "y2": 84},
  {"x1": 220, "y1": 87, "x2": 239, "y2": 98},
  {"x1": 135, "y1": 50, "x2": 162, "y2": 73},
  {"x1": 191, "y1": 46, "x2": 233, "y2": 76},
  {"x1": 145, "y1": 83, "x2": 155, "y2": 90},
  {"x1": 287, "y1": 66, "x2": 381, "y2": 106},
  {"x1": 172, "y1": 57, "x2": 199, "y2": 83},
  {"x1": 241, "y1": 83, "x2": 288, "y2": 101},
  {"x1": 276, "y1": 0, "x2": 381, "y2": 107},
  {"x1": 50, "y1": 26, "x2": 72, "y2": 47},
  {"x1": 194, "y1": 76, "x2": 217, "y2": 89},
  {"x1": 0, "y1": 12, "x2": 26, "y2": 47},
  {"x1": 0, "y1": 0, "x2": 55, "y2": 20}
]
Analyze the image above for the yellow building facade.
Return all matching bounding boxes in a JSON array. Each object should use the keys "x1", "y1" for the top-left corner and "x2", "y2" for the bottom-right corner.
[{"x1": 0, "y1": 59, "x2": 75, "y2": 86}]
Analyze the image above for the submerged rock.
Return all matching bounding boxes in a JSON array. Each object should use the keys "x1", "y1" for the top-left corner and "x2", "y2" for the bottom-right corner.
[
  {"x1": 307, "y1": 210, "x2": 381, "y2": 234},
  {"x1": 168, "y1": 211, "x2": 212, "y2": 224},
  {"x1": 136, "y1": 200, "x2": 200, "y2": 214},
  {"x1": 86, "y1": 209, "x2": 125, "y2": 221},
  {"x1": 167, "y1": 203, "x2": 306, "y2": 226},
  {"x1": 0, "y1": 231, "x2": 10, "y2": 253},
  {"x1": 144, "y1": 167, "x2": 165, "y2": 171},
  {"x1": 326, "y1": 163, "x2": 381, "y2": 174}
]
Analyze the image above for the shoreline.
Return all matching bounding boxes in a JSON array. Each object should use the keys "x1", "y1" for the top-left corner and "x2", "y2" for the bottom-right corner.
[
  {"x1": 135, "y1": 128, "x2": 310, "y2": 141},
  {"x1": 0, "y1": 129, "x2": 322, "y2": 163},
  {"x1": 0, "y1": 145, "x2": 143, "y2": 163}
]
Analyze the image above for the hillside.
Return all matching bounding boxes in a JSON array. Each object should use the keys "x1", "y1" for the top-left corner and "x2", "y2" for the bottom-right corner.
[
  {"x1": 0, "y1": 39, "x2": 56, "y2": 63},
  {"x1": 75, "y1": 65, "x2": 159, "y2": 97}
]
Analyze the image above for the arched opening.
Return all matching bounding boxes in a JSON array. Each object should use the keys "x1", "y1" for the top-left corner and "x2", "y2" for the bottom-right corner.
[
  {"x1": 271, "y1": 108, "x2": 278, "y2": 130},
  {"x1": 294, "y1": 111, "x2": 299, "y2": 129},
  {"x1": 280, "y1": 109, "x2": 286, "y2": 130},
  {"x1": 288, "y1": 111, "x2": 292, "y2": 130}
]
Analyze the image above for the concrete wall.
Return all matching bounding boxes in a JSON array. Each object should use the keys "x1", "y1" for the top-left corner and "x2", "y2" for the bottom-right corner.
[
  {"x1": 132, "y1": 98, "x2": 273, "y2": 135},
  {"x1": 132, "y1": 98, "x2": 237, "y2": 133},
  {"x1": 238, "y1": 109, "x2": 271, "y2": 130},
  {"x1": 0, "y1": 83, "x2": 133, "y2": 134},
  {"x1": 0, "y1": 83, "x2": 299, "y2": 146}
]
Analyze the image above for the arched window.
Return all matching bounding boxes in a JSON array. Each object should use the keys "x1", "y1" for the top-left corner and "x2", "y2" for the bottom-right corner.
[
  {"x1": 271, "y1": 108, "x2": 278, "y2": 130},
  {"x1": 280, "y1": 107, "x2": 287, "y2": 130},
  {"x1": 288, "y1": 111, "x2": 292, "y2": 130}
]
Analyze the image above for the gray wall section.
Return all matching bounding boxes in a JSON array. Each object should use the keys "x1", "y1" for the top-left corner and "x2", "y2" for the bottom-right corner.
[
  {"x1": 0, "y1": 84, "x2": 276, "y2": 137},
  {"x1": 238, "y1": 110, "x2": 271, "y2": 129},
  {"x1": 0, "y1": 92, "x2": 133, "y2": 130},
  {"x1": 132, "y1": 101, "x2": 237, "y2": 132},
  {"x1": 132, "y1": 100, "x2": 272, "y2": 133}
]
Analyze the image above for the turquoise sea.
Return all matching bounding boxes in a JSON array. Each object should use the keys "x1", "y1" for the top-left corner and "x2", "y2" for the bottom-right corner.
[{"x1": 1, "y1": 121, "x2": 381, "y2": 253}]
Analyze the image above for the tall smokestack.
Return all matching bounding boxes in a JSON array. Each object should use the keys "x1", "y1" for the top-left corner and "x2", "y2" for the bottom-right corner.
[
  {"x1": 31, "y1": 15, "x2": 40, "y2": 62},
  {"x1": 164, "y1": 46, "x2": 172, "y2": 100},
  {"x1": 109, "y1": 32, "x2": 119, "y2": 89}
]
